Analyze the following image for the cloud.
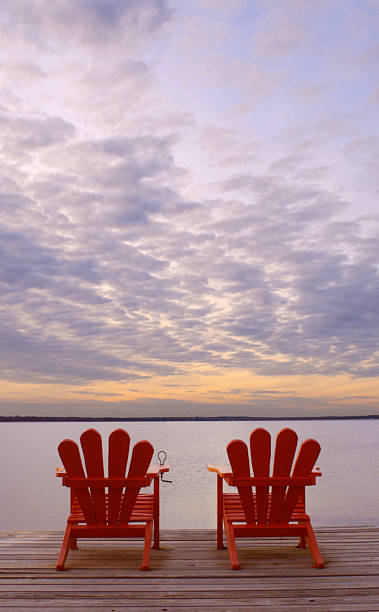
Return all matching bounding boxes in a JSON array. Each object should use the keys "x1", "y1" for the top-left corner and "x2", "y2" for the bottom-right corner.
[
  {"x1": 1, "y1": 92, "x2": 379, "y2": 382},
  {"x1": 1, "y1": 97, "x2": 378, "y2": 388},
  {"x1": 0, "y1": 1, "x2": 378, "y2": 416},
  {"x1": 250, "y1": 0, "x2": 330, "y2": 61},
  {"x1": 0, "y1": 110, "x2": 75, "y2": 152},
  {"x1": 0, "y1": 0, "x2": 172, "y2": 48}
]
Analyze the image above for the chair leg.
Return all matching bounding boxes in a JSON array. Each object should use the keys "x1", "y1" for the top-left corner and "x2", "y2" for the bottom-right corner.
[
  {"x1": 297, "y1": 535, "x2": 306, "y2": 549},
  {"x1": 152, "y1": 476, "x2": 160, "y2": 550},
  {"x1": 216, "y1": 476, "x2": 225, "y2": 549},
  {"x1": 305, "y1": 523, "x2": 324, "y2": 568},
  {"x1": 70, "y1": 537, "x2": 78, "y2": 550},
  {"x1": 224, "y1": 519, "x2": 240, "y2": 570},
  {"x1": 56, "y1": 524, "x2": 73, "y2": 571},
  {"x1": 140, "y1": 520, "x2": 153, "y2": 571}
]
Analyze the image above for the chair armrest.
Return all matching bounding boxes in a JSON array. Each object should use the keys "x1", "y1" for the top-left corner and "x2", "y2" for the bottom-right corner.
[
  {"x1": 56, "y1": 467, "x2": 69, "y2": 487},
  {"x1": 308, "y1": 466, "x2": 322, "y2": 484},
  {"x1": 147, "y1": 464, "x2": 170, "y2": 478},
  {"x1": 207, "y1": 464, "x2": 232, "y2": 478},
  {"x1": 145, "y1": 464, "x2": 170, "y2": 485}
]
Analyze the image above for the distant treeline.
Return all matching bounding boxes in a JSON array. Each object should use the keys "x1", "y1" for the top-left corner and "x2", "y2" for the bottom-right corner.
[{"x1": 1, "y1": 414, "x2": 378, "y2": 422}]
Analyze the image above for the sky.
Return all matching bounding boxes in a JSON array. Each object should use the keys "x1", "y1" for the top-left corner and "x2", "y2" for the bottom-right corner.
[{"x1": 0, "y1": 0, "x2": 378, "y2": 417}]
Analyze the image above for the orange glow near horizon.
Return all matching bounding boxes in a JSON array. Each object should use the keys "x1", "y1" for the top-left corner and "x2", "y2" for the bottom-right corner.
[{"x1": 1, "y1": 369, "x2": 378, "y2": 415}]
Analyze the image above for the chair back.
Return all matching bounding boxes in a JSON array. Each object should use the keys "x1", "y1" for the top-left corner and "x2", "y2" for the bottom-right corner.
[
  {"x1": 227, "y1": 428, "x2": 320, "y2": 525},
  {"x1": 58, "y1": 428, "x2": 153, "y2": 526}
]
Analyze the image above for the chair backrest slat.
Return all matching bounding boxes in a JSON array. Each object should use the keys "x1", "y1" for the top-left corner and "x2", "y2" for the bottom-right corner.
[
  {"x1": 80, "y1": 429, "x2": 106, "y2": 525},
  {"x1": 227, "y1": 440, "x2": 255, "y2": 524},
  {"x1": 279, "y1": 438, "x2": 321, "y2": 524},
  {"x1": 268, "y1": 428, "x2": 298, "y2": 524},
  {"x1": 108, "y1": 429, "x2": 130, "y2": 524},
  {"x1": 250, "y1": 429, "x2": 271, "y2": 524},
  {"x1": 58, "y1": 439, "x2": 97, "y2": 525},
  {"x1": 119, "y1": 440, "x2": 154, "y2": 524}
]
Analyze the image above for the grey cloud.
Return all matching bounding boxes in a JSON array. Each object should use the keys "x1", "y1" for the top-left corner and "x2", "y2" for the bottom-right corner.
[
  {"x1": 297, "y1": 264, "x2": 379, "y2": 343},
  {"x1": 0, "y1": 231, "x2": 62, "y2": 291},
  {"x1": 1, "y1": 61, "x2": 47, "y2": 79},
  {"x1": 0, "y1": 111, "x2": 75, "y2": 151},
  {"x1": 48, "y1": 135, "x2": 175, "y2": 191},
  {"x1": 1, "y1": 89, "x2": 378, "y2": 387},
  {"x1": 0, "y1": 0, "x2": 172, "y2": 47},
  {"x1": 221, "y1": 244, "x2": 379, "y2": 377},
  {"x1": 0, "y1": 324, "x2": 148, "y2": 384}
]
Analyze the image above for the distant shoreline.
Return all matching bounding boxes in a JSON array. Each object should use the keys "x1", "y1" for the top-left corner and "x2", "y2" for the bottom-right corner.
[{"x1": 1, "y1": 415, "x2": 378, "y2": 422}]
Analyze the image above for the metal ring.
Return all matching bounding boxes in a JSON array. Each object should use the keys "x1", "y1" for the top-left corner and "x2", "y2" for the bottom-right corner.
[{"x1": 158, "y1": 450, "x2": 167, "y2": 466}]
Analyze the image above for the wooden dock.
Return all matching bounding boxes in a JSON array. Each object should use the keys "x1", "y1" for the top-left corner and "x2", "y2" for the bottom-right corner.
[{"x1": 0, "y1": 528, "x2": 378, "y2": 610}]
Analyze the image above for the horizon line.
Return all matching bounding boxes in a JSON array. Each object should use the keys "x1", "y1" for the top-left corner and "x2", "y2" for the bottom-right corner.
[{"x1": 1, "y1": 414, "x2": 378, "y2": 422}]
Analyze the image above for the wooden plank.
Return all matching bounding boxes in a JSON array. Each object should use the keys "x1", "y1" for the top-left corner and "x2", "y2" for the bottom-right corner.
[
  {"x1": 0, "y1": 582, "x2": 379, "y2": 593},
  {"x1": 1, "y1": 595, "x2": 379, "y2": 608},
  {"x1": 1, "y1": 601, "x2": 378, "y2": 612},
  {"x1": 1, "y1": 582, "x2": 377, "y2": 595},
  {"x1": 0, "y1": 607, "x2": 377, "y2": 612}
]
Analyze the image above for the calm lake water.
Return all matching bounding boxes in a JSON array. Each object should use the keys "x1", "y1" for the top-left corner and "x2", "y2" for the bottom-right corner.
[{"x1": 1, "y1": 420, "x2": 378, "y2": 530}]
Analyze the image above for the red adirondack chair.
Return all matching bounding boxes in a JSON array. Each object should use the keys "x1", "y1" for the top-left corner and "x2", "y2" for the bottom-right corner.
[
  {"x1": 208, "y1": 427, "x2": 324, "y2": 569},
  {"x1": 55, "y1": 428, "x2": 169, "y2": 571}
]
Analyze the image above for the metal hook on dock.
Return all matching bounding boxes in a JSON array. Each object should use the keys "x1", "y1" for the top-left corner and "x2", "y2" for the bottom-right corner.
[{"x1": 157, "y1": 450, "x2": 172, "y2": 483}]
